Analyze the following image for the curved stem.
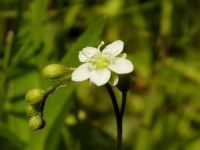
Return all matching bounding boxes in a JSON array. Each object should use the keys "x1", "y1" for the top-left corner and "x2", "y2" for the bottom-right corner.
[
  {"x1": 118, "y1": 91, "x2": 127, "y2": 150},
  {"x1": 40, "y1": 76, "x2": 71, "y2": 116},
  {"x1": 105, "y1": 84, "x2": 122, "y2": 150},
  {"x1": 105, "y1": 84, "x2": 120, "y2": 118},
  {"x1": 116, "y1": 92, "x2": 128, "y2": 150},
  {"x1": 121, "y1": 92, "x2": 127, "y2": 118},
  {"x1": 117, "y1": 114, "x2": 122, "y2": 150}
]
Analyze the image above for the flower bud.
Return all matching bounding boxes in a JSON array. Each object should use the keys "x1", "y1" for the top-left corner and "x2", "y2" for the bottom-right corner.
[
  {"x1": 25, "y1": 89, "x2": 45, "y2": 104},
  {"x1": 109, "y1": 73, "x2": 119, "y2": 86},
  {"x1": 117, "y1": 74, "x2": 132, "y2": 92},
  {"x1": 42, "y1": 64, "x2": 66, "y2": 79},
  {"x1": 26, "y1": 104, "x2": 41, "y2": 116},
  {"x1": 29, "y1": 115, "x2": 45, "y2": 131}
]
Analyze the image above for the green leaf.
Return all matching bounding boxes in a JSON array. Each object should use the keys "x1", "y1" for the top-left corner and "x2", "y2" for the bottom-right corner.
[
  {"x1": 0, "y1": 122, "x2": 26, "y2": 150},
  {"x1": 14, "y1": 0, "x2": 53, "y2": 68},
  {"x1": 44, "y1": 89, "x2": 75, "y2": 150}
]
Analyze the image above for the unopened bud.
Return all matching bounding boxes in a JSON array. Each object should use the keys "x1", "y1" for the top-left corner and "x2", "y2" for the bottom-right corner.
[
  {"x1": 25, "y1": 89, "x2": 45, "y2": 104},
  {"x1": 116, "y1": 74, "x2": 132, "y2": 92},
  {"x1": 26, "y1": 104, "x2": 40, "y2": 116},
  {"x1": 42, "y1": 64, "x2": 66, "y2": 79},
  {"x1": 29, "y1": 115, "x2": 45, "y2": 131}
]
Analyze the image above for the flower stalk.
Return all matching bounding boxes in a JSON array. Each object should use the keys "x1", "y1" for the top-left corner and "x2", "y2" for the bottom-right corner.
[
  {"x1": 40, "y1": 76, "x2": 71, "y2": 116},
  {"x1": 105, "y1": 83, "x2": 128, "y2": 150},
  {"x1": 25, "y1": 76, "x2": 71, "y2": 130}
]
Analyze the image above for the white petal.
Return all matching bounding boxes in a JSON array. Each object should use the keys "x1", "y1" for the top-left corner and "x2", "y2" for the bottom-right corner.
[
  {"x1": 108, "y1": 58, "x2": 134, "y2": 74},
  {"x1": 71, "y1": 63, "x2": 91, "y2": 81},
  {"x1": 102, "y1": 40, "x2": 124, "y2": 56},
  {"x1": 79, "y1": 47, "x2": 99, "y2": 62},
  {"x1": 90, "y1": 69, "x2": 111, "y2": 86}
]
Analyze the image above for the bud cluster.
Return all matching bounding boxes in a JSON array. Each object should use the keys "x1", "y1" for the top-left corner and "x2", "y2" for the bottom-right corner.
[
  {"x1": 25, "y1": 64, "x2": 70, "y2": 131},
  {"x1": 25, "y1": 89, "x2": 45, "y2": 131}
]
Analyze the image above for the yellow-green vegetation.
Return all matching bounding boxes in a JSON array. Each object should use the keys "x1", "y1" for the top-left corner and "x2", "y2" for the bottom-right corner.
[{"x1": 0, "y1": 0, "x2": 200, "y2": 150}]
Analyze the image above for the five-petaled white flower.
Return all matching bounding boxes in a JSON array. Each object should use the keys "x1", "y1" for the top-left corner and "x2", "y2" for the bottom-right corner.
[{"x1": 71, "y1": 40, "x2": 134, "y2": 86}]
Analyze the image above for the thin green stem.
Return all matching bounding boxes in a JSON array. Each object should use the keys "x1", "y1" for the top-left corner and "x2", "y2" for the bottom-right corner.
[
  {"x1": 105, "y1": 84, "x2": 120, "y2": 119},
  {"x1": 40, "y1": 76, "x2": 71, "y2": 117},
  {"x1": 3, "y1": 31, "x2": 14, "y2": 69},
  {"x1": 117, "y1": 92, "x2": 128, "y2": 150},
  {"x1": 121, "y1": 92, "x2": 127, "y2": 118},
  {"x1": 117, "y1": 113, "x2": 122, "y2": 150},
  {"x1": 105, "y1": 83, "x2": 123, "y2": 150},
  {"x1": 0, "y1": 31, "x2": 14, "y2": 120},
  {"x1": 118, "y1": 92, "x2": 128, "y2": 150}
]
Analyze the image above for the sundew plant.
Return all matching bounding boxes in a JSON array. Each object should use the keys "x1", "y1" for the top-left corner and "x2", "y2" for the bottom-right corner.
[
  {"x1": 1, "y1": 0, "x2": 200, "y2": 150},
  {"x1": 25, "y1": 40, "x2": 134, "y2": 150}
]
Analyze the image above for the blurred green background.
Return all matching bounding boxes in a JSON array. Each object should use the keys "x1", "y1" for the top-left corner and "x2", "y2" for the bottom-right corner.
[{"x1": 0, "y1": 0, "x2": 200, "y2": 150}]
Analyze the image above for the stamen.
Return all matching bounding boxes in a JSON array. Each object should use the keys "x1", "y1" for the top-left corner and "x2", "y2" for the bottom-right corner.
[{"x1": 97, "y1": 41, "x2": 105, "y2": 50}]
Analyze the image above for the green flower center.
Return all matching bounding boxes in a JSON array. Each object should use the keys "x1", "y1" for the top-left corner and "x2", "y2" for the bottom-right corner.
[{"x1": 92, "y1": 55, "x2": 110, "y2": 69}]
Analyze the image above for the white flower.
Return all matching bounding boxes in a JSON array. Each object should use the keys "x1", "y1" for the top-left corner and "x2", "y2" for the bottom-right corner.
[{"x1": 71, "y1": 40, "x2": 134, "y2": 86}]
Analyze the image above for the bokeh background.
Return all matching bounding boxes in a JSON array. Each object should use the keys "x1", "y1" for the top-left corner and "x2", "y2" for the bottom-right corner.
[{"x1": 0, "y1": 0, "x2": 200, "y2": 150}]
